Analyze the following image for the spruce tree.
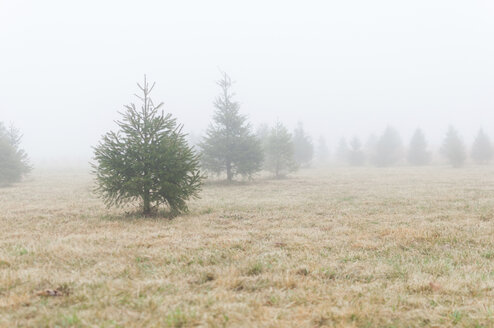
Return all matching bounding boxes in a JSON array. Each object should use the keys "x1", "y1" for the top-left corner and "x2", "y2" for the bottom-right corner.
[
  {"x1": 347, "y1": 137, "x2": 365, "y2": 166},
  {"x1": 372, "y1": 126, "x2": 403, "y2": 167},
  {"x1": 199, "y1": 73, "x2": 263, "y2": 181},
  {"x1": 293, "y1": 122, "x2": 314, "y2": 167},
  {"x1": 407, "y1": 128, "x2": 431, "y2": 166},
  {"x1": 0, "y1": 123, "x2": 31, "y2": 186},
  {"x1": 92, "y1": 77, "x2": 203, "y2": 216},
  {"x1": 471, "y1": 129, "x2": 493, "y2": 164},
  {"x1": 264, "y1": 121, "x2": 298, "y2": 178},
  {"x1": 440, "y1": 126, "x2": 466, "y2": 167}
]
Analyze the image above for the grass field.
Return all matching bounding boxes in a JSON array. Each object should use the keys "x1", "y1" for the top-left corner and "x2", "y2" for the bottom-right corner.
[{"x1": 1, "y1": 167, "x2": 494, "y2": 327}]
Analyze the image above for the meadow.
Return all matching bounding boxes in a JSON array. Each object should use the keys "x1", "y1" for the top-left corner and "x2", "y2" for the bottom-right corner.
[{"x1": 1, "y1": 167, "x2": 494, "y2": 327}]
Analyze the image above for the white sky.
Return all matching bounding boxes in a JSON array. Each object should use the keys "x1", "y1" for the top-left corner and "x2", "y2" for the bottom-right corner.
[{"x1": 1, "y1": 0, "x2": 494, "y2": 164}]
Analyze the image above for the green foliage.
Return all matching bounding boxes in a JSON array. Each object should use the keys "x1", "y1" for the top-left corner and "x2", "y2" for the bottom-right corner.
[
  {"x1": 199, "y1": 73, "x2": 263, "y2": 181},
  {"x1": 0, "y1": 122, "x2": 31, "y2": 186},
  {"x1": 372, "y1": 126, "x2": 403, "y2": 167},
  {"x1": 440, "y1": 126, "x2": 466, "y2": 167},
  {"x1": 92, "y1": 77, "x2": 203, "y2": 215},
  {"x1": 471, "y1": 129, "x2": 492, "y2": 164},
  {"x1": 407, "y1": 128, "x2": 431, "y2": 166},
  {"x1": 263, "y1": 121, "x2": 298, "y2": 177},
  {"x1": 293, "y1": 122, "x2": 314, "y2": 167}
]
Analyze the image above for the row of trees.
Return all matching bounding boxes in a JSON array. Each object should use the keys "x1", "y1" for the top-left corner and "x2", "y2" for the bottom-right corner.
[
  {"x1": 197, "y1": 73, "x2": 492, "y2": 175},
  {"x1": 198, "y1": 73, "x2": 315, "y2": 180},
  {"x1": 89, "y1": 73, "x2": 494, "y2": 214},
  {"x1": 92, "y1": 73, "x2": 314, "y2": 216},
  {"x1": 4, "y1": 73, "x2": 493, "y2": 216},
  {"x1": 3, "y1": 74, "x2": 310, "y2": 216},
  {"x1": 332, "y1": 126, "x2": 492, "y2": 168}
]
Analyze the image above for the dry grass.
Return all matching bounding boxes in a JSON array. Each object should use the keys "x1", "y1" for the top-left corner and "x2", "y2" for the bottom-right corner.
[{"x1": 1, "y1": 167, "x2": 494, "y2": 327}]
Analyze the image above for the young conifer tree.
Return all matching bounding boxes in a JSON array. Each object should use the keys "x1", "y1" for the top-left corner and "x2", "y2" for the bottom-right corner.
[
  {"x1": 0, "y1": 123, "x2": 31, "y2": 186},
  {"x1": 199, "y1": 73, "x2": 263, "y2": 181},
  {"x1": 440, "y1": 126, "x2": 466, "y2": 167},
  {"x1": 264, "y1": 121, "x2": 298, "y2": 178},
  {"x1": 407, "y1": 128, "x2": 431, "y2": 166},
  {"x1": 92, "y1": 77, "x2": 203, "y2": 216},
  {"x1": 372, "y1": 126, "x2": 403, "y2": 167},
  {"x1": 471, "y1": 129, "x2": 493, "y2": 164}
]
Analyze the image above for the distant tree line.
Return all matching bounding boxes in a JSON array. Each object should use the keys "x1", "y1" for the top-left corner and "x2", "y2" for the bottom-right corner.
[{"x1": 332, "y1": 125, "x2": 493, "y2": 168}]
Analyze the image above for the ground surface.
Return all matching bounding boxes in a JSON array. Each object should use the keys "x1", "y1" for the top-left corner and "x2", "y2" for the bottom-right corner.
[{"x1": 1, "y1": 167, "x2": 494, "y2": 327}]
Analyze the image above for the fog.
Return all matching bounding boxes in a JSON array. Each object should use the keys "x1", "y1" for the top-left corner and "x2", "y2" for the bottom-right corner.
[{"x1": 1, "y1": 0, "x2": 494, "y2": 166}]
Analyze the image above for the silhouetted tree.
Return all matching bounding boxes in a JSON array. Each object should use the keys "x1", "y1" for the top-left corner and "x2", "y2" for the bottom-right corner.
[
  {"x1": 336, "y1": 138, "x2": 349, "y2": 164},
  {"x1": 372, "y1": 126, "x2": 403, "y2": 167},
  {"x1": 471, "y1": 129, "x2": 493, "y2": 164},
  {"x1": 199, "y1": 73, "x2": 263, "y2": 181},
  {"x1": 264, "y1": 121, "x2": 298, "y2": 178},
  {"x1": 293, "y1": 122, "x2": 314, "y2": 167},
  {"x1": 347, "y1": 137, "x2": 365, "y2": 166},
  {"x1": 92, "y1": 77, "x2": 203, "y2": 216},
  {"x1": 440, "y1": 126, "x2": 466, "y2": 167},
  {"x1": 0, "y1": 123, "x2": 31, "y2": 186},
  {"x1": 407, "y1": 128, "x2": 431, "y2": 166},
  {"x1": 316, "y1": 136, "x2": 330, "y2": 164}
]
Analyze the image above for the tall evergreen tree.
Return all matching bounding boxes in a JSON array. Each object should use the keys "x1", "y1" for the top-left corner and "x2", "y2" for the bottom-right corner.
[
  {"x1": 0, "y1": 123, "x2": 31, "y2": 186},
  {"x1": 293, "y1": 122, "x2": 314, "y2": 167},
  {"x1": 264, "y1": 121, "x2": 298, "y2": 178},
  {"x1": 407, "y1": 128, "x2": 431, "y2": 166},
  {"x1": 471, "y1": 129, "x2": 493, "y2": 164},
  {"x1": 199, "y1": 73, "x2": 263, "y2": 181},
  {"x1": 372, "y1": 126, "x2": 403, "y2": 167},
  {"x1": 316, "y1": 136, "x2": 330, "y2": 164},
  {"x1": 92, "y1": 77, "x2": 203, "y2": 215},
  {"x1": 347, "y1": 137, "x2": 365, "y2": 166},
  {"x1": 440, "y1": 126, "x2": 466, "y2": 167}
]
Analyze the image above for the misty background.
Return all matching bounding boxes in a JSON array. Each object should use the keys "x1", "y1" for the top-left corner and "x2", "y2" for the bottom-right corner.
[{"x1": 1, "y1": 0, "x2": 493, "y2": 166}]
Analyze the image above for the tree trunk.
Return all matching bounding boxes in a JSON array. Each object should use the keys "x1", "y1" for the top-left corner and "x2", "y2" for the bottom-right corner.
[{"x1": 143, "y1": 190, "x2": 151, "y2": 215}]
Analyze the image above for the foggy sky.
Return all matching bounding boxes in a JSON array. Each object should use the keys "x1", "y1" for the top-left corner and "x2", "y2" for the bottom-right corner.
[{"x1": 1, "y1": 0, "x2": 494, "y2": 165}]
